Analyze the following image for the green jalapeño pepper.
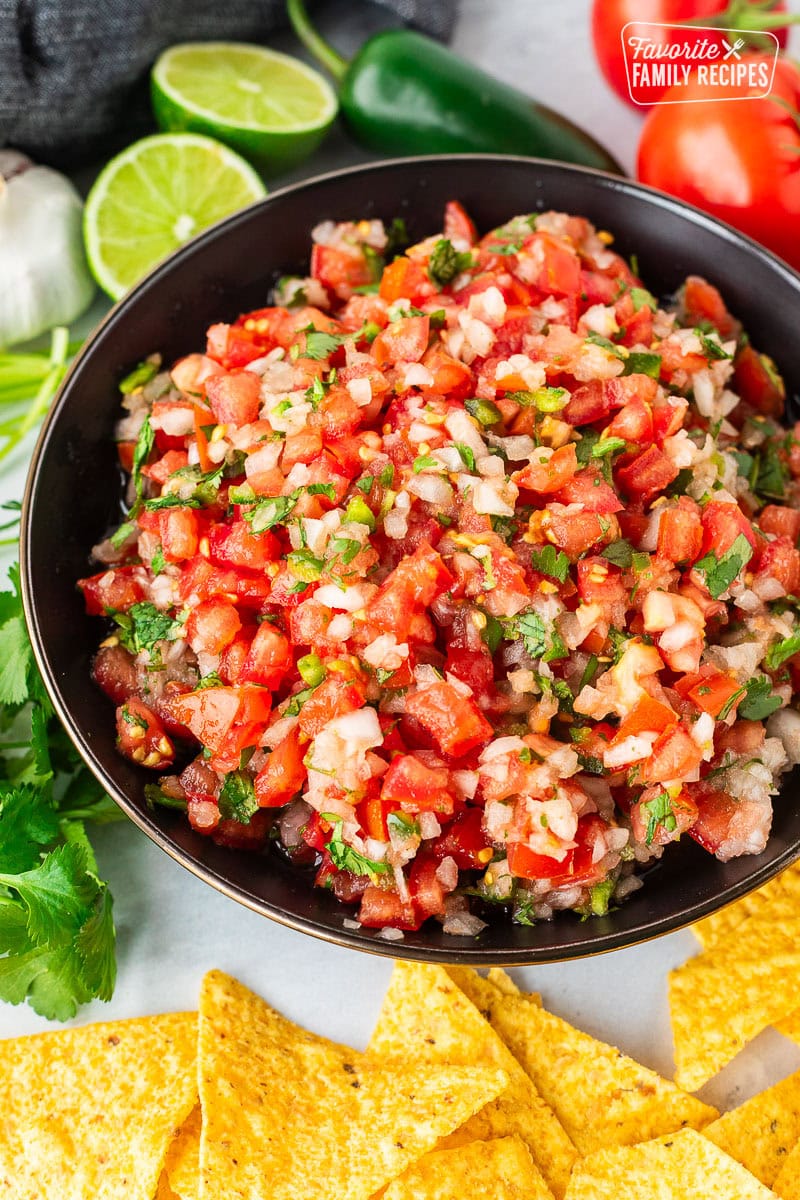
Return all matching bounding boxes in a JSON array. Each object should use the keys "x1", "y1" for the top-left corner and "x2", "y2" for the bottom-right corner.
[{"x1": 286, "y1": 0, "x2": 622, "y2": 174}]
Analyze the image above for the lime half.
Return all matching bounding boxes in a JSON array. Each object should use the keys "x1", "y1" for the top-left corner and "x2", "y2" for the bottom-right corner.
[
  {"x1": 151, "y1": 42, "x2": 338, "y2": 173},
  {"x1": 83, "y1": 132, "x2": 267, "y2": 299}
]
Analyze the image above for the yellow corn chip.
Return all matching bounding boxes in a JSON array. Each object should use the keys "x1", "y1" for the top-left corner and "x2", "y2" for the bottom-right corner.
[
  {"x1": 487, "y1": 969, "x2": 524, "y2": 997},
  {"x1": 773, "y1": 1136, "x2": 800, "y2": 1200},
  {"x1": 156, "y1": 1176, "x2": 180, "y2": 1200},
  {"x1": 776, "y1": 1010, "x2": 800, "y2": 1044},
  {"x1": 368, "y1": 962, "x2": 576, "y2": 1200},
  {"x1": 669, "y1": 934, "x2": 800, "y2": 1092},
  {"x1": 0, "y1": 1012, "x2": 197, "y2": 1200},
  {"x1": 447, "y1": 967, "x2": 539, "y2": 1013},
  {"x1": 198, "y1": 969, "x2": 508, "y2": 1200},
  {"x1": 382, "y1": 1135, "x2": 554, "y2": 1200},
  {"x1": 693, "y1": 863, "x2": 800, "y2": 951},
  {"x1": 160, "y1": 1105, "x2": 201, "y2": 1200},
  {"x1": 475, "y1": 988, "x2": 715, "y2": 1154},
  {"x1": 703, "y1": 1068, "x2": 800, "y2": 1186},
  {"x1": 564, "y1": 1129, "x2": 779, "y2": 1200}
]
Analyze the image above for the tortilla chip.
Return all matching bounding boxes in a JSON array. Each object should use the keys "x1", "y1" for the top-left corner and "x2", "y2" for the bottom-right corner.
[
  {"x1": 669, "y1": 930, "x2": 800, "y2": 1092},
  {"x1": 487, "y1": 969, "x2": 524, "y2": 997},
  {"x1": 0, "y1": 1012, "x2": 197, "y2": 1200},
  {"x1": 703, "y1": 1069, "x2": 800, "y2": 1186},
  {"x1": 564, "y1": 1129, "x2": 779, "y2": 1200},
  {"x1": 476, "y1": 988, "x2": 715, "y2": 1154},
  {"x1": 382, "y1": 1135, "x2": 554, "y2": 1200},
  {"x1": 693, "y1": 864, "x2": 800, "y2": 951},
  {"x1": 160, "y1": 1105, "x2": 201, "y2": 1200},
  {"x1": 156, "y1": 1176, "x2": 180, "y2": 1200},
  {"x1": 198, "y1": 969, "x2": 508, "y2": 1200},
  {"x1": 447, "y1": 967, "x2": 539, "y2": 1013},
  {"x1": 773, "y1": 1136, "x2": 800, "y2": 1200},
  {"x1": 776, "y1": 1010, "x2": 800, "y2": 1044},
  {"x1": 368, "y1": 962, "x2": 576, "y2": 1200}
]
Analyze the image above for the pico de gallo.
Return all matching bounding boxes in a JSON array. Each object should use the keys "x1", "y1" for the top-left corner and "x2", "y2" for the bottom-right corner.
[{"x1": 81, "y1": 202, "x2": 800, "y2": 935}]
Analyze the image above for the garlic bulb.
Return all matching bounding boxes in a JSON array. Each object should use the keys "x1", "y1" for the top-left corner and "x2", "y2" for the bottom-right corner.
[{"x1": 0, "y1": 151, "x2": 95, "y2": 348}]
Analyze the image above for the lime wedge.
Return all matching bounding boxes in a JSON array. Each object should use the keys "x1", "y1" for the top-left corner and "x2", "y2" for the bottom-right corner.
[
  {"x1": 151, "y1": 42, "x2": 338, "y2": 173},
  {"x1": 83, "y1": 132, "x2": 267, "y2": 299}
]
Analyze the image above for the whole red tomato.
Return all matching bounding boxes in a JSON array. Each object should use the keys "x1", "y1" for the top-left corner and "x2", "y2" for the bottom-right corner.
[
  {"x1": 636, "y1": 55, "x2": 800, "y2": 271},
  {"x1": 591, "y1": 0, "x2": 793, "y2": 107}
]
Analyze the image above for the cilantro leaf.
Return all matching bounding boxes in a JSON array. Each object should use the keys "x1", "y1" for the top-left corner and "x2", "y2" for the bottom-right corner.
[
  {"x1": 111, "y1": 602, "x2": 184, "y2": 655},
  {"x1": 696, "y1": 329, "x2": 732, "y2": 360},
  {"x1": 302, "y1": 328, "x2": 347, "y2": 361},
  {"x1": 218, "y1": 771, "x2": 259, "y2": 825},
  {"x1": 427, "y1": 239, "x2": 474, "y2": 287},
  {"x1": 511, "y1": 612, "x2": 547, "y2": 658},
  {"x1": 738, "y1": 676, "x2": 782, "y2": 721},
  {"x1": 323, "y1": 816, "x2": 391, "y2": 878},
  {"x1": 531, "y1": 545, "x2": 570, "y2": 584},
  {"x1": 119, "y1": 360, "x2": 158, "y2": 393},
  {"x1": 0, "y1": 842, "x2": 99, "y2": 948},
  {"x1": 695, "y1": 533, "x2": 753, "y2": 599},
  {"x1": 74, "y1": 886, "x2": 116, "y2": 1001},
  {"x1": 0, "y1": 613, "x2": 33, "y2": 705},
  {"x1": 765, "y1": 629, "x2": 800, "y2": 672},
  {"x1": 585, "y1": 332, "x2": 625, "y2": 359},
  {"x1": 642, "y1": 789, "x2": 677, "y2": 845},
  {"x1": 131, "y1": 414, "x2": 154, "y2": 499},
  {"x1": 242, "y1": 492, "x2": 299, "y2": 533},
  {"x1": 623, "y1": 352, "x2": 661, "y2": 379},
  {"x1": 601, "y1": 539, "x2": 633, "y2": 568}
]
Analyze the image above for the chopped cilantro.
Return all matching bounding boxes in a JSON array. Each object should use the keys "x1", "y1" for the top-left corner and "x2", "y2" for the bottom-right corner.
[
  {"x1": 427, "y1": 238, "x2": 474, "y2": 287},
  {"x1": 454, "y1": 443, "x2": 476, "y2": 472},
  {"x1": 378, "y1": 463, "x2": 395, "y2": 487},
  {"x1": 592, "y1": 436, "x2": 628, "y2": 458},
  {"x1": 110, "y1": 602, "x2": 184, "y2": 655},
  {"x1": 738, "y1": 676, "x2": 782, "y2": 721},
  {"x1": 479, "y1": 611, "x2": 504, "y2": 655},
  {"x1": 119, "y1": 360, "x2": 158, "y2": 394},
  {"x1": 302, "y1": 328, "x2": 346, "y2": 361},
  {"x1": 578, "y1": 654, "x2": 600, "y2": 691},
  {"x1": 585, "y1": 332, "x2": 625, "y2": 359},
  {"x1": 749, "y1": 443, "x2": 788, "y2": 502},
  {"x1": 218, "y1": 771, "x2": 259, "y2": 825},
  {"x1": 287, "y1": 549, "x2": 326, "y2": 581},
  {"x1": 242, "y1": 492, "x2": 299, "y2": 533},
  {"x1": 765, "y1": 630, "x2": 800, "y2": 672},
  {"x1": 577, "y1": 752, "x2": 605, "y2": 776},
  {"x1": 109, "y1": 520, "x2": 136, "y2": 551},
  {"x1": 487, "y1": 241, "x2": 522, "y2": 255},
  {"x1": 695, "y1": 533, "x2": 753, "y2": 599},
  {"x1": 413, "y1": 454, "x2": 440, "y2": 473},
  {"x1": 131, "y1": 414, "x2": 154, "y2": 499},
  {"x1": 531, "y1": 545, "x2": 570, "y2": 584},
  {"x1": 642, "y1": 789, "x2": 677, "y2": 845},
  {"x1": 387, "y1": 811, "x2": 420, "y2": 839},
  {"x1": 328, "y1": 537, "x2": 362, "y2": 565},
  {"x1": 601, "y1": 539, "x2": 634, "y2": 568},
  {"x1": 150, "y1": 545, "x2": 166, "y2": 576},
  {"x1": 355, "y1": 475, "x2": 374, "y2": 495},
  {"x1": 322, "y1": 815, "x2": 391, "y2": 878},
  {"x1": 307, "y1": 482, "x2": 337, "y2": 501},
  {"x1": 696, "y1": 329, "x2": 732, "y2": 361},
  {"x1": 629, "y1": 287, "x2": 657, "y2": 313},
  {"x1": 284, "y1": 685, "x2": 317, "y2": 717}
]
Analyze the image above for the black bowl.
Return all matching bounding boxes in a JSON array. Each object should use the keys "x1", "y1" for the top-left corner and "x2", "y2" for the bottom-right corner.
[{"x1": 21, "y1": 155, "x2": 800, "y2": 964}]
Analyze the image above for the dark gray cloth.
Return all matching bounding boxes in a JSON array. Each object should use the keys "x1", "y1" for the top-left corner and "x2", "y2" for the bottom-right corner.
[{"x1": 0, "y1": 0, "x2": 457, "y2": 166}]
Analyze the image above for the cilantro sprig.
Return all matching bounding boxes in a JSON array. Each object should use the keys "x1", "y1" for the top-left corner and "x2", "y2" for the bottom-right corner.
[
  {"x1": 0, "y1": 567, "x2": 121, "y2": 1020},
  {"x1": 694, "y1": 534, "x2": 753, "y2": 600}
]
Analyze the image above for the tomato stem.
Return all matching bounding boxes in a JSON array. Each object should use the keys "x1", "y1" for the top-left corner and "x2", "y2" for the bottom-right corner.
[
  {"x1": 286, "y1": 0, "x2": 349, "y2": 84},
  {"x1": 682, "y1": 0, "x2": 800, "y2": 47}
]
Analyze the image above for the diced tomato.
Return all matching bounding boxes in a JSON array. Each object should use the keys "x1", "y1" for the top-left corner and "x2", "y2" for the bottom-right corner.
[
  {"x1": 218, "y1": 630, "x2": 253, "y2": 685},
  {"x1": 297, "y1": 666, "x2": 367, "y2": 738},
  {"x1": 630, "y1": 786, "x2": 697, "y2": 847},
  {"x1": 507, "y1": 814, "x2": 609, "y2": 885},
  {"x1": 605, "y1": 395, "x2": 653, "y2": 445},
  {"x1": 405, "y1": 682, "x2": 493, "y2": 759},
  {"x1": 79, "y1": 567, "x2": 145, "y2": 616},
  {"x1": 160, "y1": 508, "x2": 200, "y2": 563},
  {"x1": 563, "y1": 379, "x2": 622, "y2": 425},
  {"x1": 239, "y1": 621, "x2": 292, "y2": 690},
  {"x1": 651, "y1": 393, "x2": 688, "y2": 443},
  {"x1": 732, "y1": 344, "x2": 785, "y2": 418},
  {"x1": 357, "y1": 794, "x2": 400, "y2": 841},
  {"x1": 531, "y1": 231, "x2": 581, "y2": 297},
  {"x1": 616, "y1": 445, "x2": 678, "y2": 506},
  {"x1": 282, "y1": 427, "x2": 324, "y2": 470},
  {"x1": 699, "y1": 501, "x2": 759, "y2": 559},
  {"x1": 255, "y1": 726, "x2": 308, "y2": 808},
  {"x1": 311, "y1": 243, "x2": 375, "y2": 298},
  {"x1": 444, "y1": 199, "x2": 477, "y2": 245},
  {"x1": 754, "y1": 537, "x2": 800, "y2": 595},
  {"x1": 540, "y1": 508, "x2": 616, "y2": 560},
  {"x1": 611, "y1": 695, "x2": 676, "y2": 743},
  {"x1": 715, "y1": 719, "x2": 765, "y2": 757},
  {"x1": 142, "y1": 449, "x2": 189, "y2": 485},
  {"x1": 208, "y1": 520, "x2": 279, "y2": 571},
  {"x1": 117, "y1": 440, "x2": 135, "y2": 473},
  {"x1": 640, "y1": 723, "x2": 703, "y2": 785},
  {"x1": 657, "y1": 498, "x2": 703, "y2": 565},
  {"x1": 204, "y1": 371, "x2": 262, "y2": 428},
  {"x1": 116, "y1": 698, "x2": 174, "y2": 769},
  {"x1": 169, "y1": 685, "x2": 271, "y2": 755},
  {"x1": 365, "y1": 542, "x2": 454, "y2": 640},
  {"x1": 577, "y1": 557, "x2": 626, "y2": 609},
  {"x1": 513, "y1": 444, "x2": 578, "y2": 493},
  {"x1": 681, "y1": 276, "x2": 738, "y2": 339},
  {"x1": 371, "y1": 315, "x2": 429, "y2": 367},
  {"x1": 674, "y1": 667, "x2": 742, "y2": 719},
  {"x1": 358, "y1": 884, "x2": 419, "y2": 930},
  {"x1": 555, "y1": 466, "x2": 623, "y2": 514},
  {"x1": 432, "y1": 809, "x2": 491, "y2": 870},
  {"x1": 687, "y1": 788, "x2": 740, "y2": 855},
  {"x1": 421, "y1": 347, "x2": 473, "y2": 398},
  {"x1": 381, "y1": 754, "x2": 456, "y2": 815},
  {"x1": 185, "y1": 598, "x2": 242, "y2": 656},
  {"x1": 408, "y1": 853, "x2": 448, "y2": 921},
  {"x1": 760, "y1": 505, "x2": 800, "y2": 544},
  {"x1": 378, "y1": 256, "x2": 431, "y2": 305}
]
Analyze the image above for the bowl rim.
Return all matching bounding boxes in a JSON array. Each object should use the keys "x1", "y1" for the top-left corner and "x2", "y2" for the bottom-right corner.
[{"x1": 19, "y1": 151, "x2": 800, "y2": 964}]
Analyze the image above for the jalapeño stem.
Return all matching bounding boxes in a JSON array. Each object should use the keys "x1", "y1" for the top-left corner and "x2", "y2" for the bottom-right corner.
[{"x1": 286, "y1": 0, "x2": 350, "y2": 83}]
